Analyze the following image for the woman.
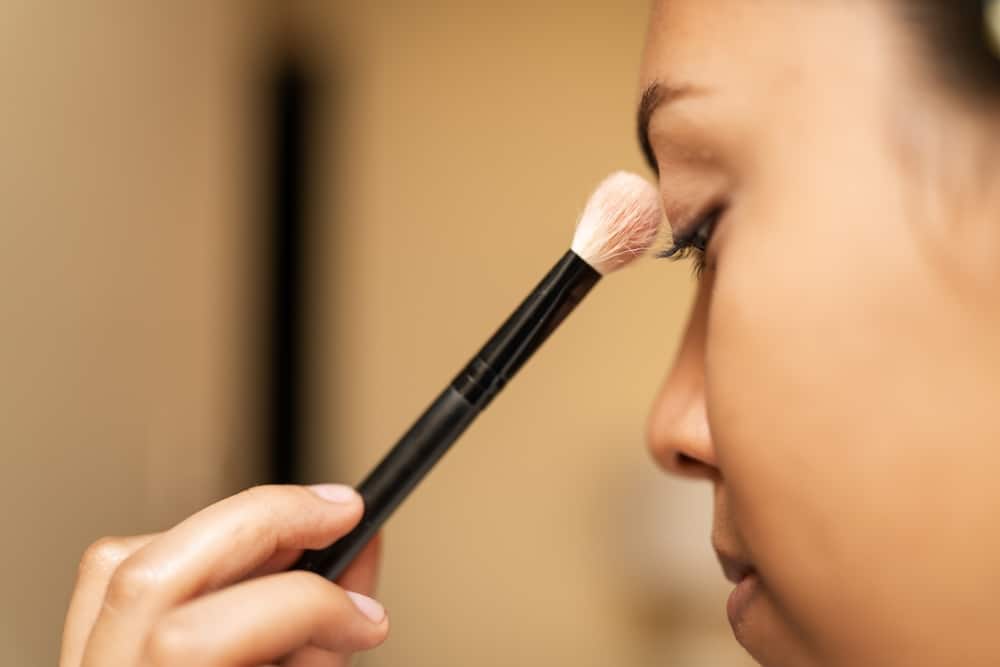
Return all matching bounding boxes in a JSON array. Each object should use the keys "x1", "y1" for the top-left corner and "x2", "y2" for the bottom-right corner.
[{"x1": 61, "y1": 2, "x2": 1000, "y2": 665}]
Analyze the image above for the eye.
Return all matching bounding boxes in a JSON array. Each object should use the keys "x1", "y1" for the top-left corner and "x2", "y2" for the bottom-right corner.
[{"x1": 658, "y1": 204, "x2": 725, "y2": 276}]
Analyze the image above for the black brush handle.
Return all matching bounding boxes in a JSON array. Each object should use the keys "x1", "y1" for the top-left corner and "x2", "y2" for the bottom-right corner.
[
  {"x1": 293, "y1": 386, "x2": 475, "y2": 579},
  {"x1": 293, "y1": 251, "x2": 600, "y2": 581}
]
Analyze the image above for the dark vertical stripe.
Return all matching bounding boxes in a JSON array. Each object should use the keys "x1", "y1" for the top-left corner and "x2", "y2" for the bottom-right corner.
[{"x1": 264, "y1": 55, "x2": 310, "y2": 484}]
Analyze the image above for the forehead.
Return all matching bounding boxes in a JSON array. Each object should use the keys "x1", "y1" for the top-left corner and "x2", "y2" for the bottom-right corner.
[
  {"x1": 638, "y1": 1, "x2": 891, "y2": 100},
  {"x1": 641, "y1": 1, "x2": 802, "y2": 89}
]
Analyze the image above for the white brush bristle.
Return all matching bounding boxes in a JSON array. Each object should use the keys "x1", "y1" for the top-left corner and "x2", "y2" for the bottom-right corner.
[{"x1": 571, "y1": 171, "x2": 662, "y2": 275}]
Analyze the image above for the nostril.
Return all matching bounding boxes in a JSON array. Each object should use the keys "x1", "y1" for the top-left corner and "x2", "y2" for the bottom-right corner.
[
  {"x1": 672, "y1": 451, "x2": 718, "y2": 482},
  {"x1": 674, "y1": 452, "x2": 702, "y2": 470}
]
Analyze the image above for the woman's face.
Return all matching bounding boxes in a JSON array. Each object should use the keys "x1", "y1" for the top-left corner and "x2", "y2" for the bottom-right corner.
[{"x1": 642, "y1": 2, "x2": 1000, "y2": 665}]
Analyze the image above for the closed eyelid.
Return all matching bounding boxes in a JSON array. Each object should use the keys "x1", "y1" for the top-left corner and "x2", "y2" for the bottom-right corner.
[
  {"x1": 658, "y1": 172, "x2": 730, "y2": 236},
  {"x1": 647, "y1": 103, "x2": 725, "y2": 162},
  {"x1": 646, "y1": 96, "x2": 741, "y2": 182},
  {"x1": 652, "y1": 132, "x2": 721, "y2": 168},
  {"x1": 674, "y1": 202, "x2": 725, "y2": 243},
  {"x1": 664, "y1": 204, "x2": 701, "y2": 239}
]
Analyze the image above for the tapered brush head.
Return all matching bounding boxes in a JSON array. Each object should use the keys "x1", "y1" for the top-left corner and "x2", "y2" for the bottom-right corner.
[{"x1": 571, "y1": 171, "x2": 662, "y2": 275}]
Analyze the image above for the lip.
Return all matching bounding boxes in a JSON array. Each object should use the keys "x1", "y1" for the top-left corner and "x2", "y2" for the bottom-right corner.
[
  {"x1": 726, "y1": 570, "x2": 760, "y2": 629},
  {"x1": 715, "y1": 548, "x2": 754, "y2": 585},
  {"x1": 714, "y1": 547, "x2": 759, "y2": 629}
]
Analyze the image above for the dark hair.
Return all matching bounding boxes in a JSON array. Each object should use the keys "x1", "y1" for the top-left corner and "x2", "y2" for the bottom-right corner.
[{"x1": 902, "y1": 0, "x2": 1000, "y2": 100}]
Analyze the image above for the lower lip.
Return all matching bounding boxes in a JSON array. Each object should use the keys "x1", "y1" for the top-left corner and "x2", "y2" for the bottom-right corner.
[{"x1": 726, "y1": 571, "x2": 760, "y2": 628}]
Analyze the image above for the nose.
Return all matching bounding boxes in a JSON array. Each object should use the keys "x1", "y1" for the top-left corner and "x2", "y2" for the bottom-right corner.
[{"x1": 647, "y1": 282, "x2": 719, "y2": 482}]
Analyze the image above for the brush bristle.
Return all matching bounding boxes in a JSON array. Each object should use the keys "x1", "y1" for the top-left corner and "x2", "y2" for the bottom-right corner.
[{"x1": 571, "y1": 171, "x2": 662, "y2": 275}]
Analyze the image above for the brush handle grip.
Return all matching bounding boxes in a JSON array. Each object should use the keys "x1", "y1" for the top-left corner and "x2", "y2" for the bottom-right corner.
[
  {"x1": 293, "y1": 386, "x2": 477, "y2": 580},
  {"x1": 293, "y1": 251, "x2": 600, "y2": 581}
]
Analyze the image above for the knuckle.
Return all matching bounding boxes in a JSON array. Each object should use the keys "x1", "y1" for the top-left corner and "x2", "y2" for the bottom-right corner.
[
  {"x1": 105, "y1": 559, "x2": 157, "y2": 610},
  {"x1": 229, "y1": 484, "x2": 292, "y2": 536},
  {"x1": 228, "y1": 485, "x2": 358, "y2": 553},
  {"x1": 80, "y1": 536, "x2": 130, "y2": 576},
  {"x1": 237, "y1": 484, "x2": 334, "y2": 525},
  {"x1": 237, "y1": 484, "x2": 305, "y2": 516},
  {"x1": 237, "y1": 483, "x2": 278, "y2": 502},
  {"x1": 239, "y1": 483, "x2": 290, "y2": 503}
]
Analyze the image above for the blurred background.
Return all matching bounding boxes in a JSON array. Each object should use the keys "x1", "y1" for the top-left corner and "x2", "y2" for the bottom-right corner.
[{"x1": 0, "y1": 2, "x2": 754, "y2": 665}]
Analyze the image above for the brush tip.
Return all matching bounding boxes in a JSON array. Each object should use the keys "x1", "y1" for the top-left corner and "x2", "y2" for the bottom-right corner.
[{"x1": 571, "y1": 171, "x2": 662, "y2": 275}]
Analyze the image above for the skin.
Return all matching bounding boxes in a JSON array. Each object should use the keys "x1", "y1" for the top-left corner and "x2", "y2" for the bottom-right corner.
[
  {"x1": 642, "y1": 1, "x2": 1000, "y2": 665},
  {"x1": 61, "y1": 3, "x2": 1000, "y2": 666},
  {"x1": 60, "y1": 485, "x2": 388, "y2": 666}
]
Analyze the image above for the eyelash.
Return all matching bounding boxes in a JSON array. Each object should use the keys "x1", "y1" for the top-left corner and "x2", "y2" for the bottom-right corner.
[{"x1": 658, "y1": 204, "x2": 725, "y2": 276}]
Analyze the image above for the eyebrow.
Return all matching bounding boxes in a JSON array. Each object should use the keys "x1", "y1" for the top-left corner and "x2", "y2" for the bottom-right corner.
[{"x1": 636, "y1": 81, "x2": 699, "y2": 173}]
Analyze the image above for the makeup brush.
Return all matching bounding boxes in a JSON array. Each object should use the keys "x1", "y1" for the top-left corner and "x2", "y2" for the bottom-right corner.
[{"x1": 295, "y1": 171, "x2": 662, "y2": 581}]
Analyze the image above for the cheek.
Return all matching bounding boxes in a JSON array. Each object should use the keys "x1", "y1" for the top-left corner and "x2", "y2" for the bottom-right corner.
[{"x1": 704, "y1": 147, "x2": 1000, "y2": 660}]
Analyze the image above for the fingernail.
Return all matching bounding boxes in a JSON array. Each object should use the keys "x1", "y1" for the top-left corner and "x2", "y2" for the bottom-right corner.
[
  {"x1": 347, "y1": 591, "x2": 386, "y2": 623},
  {"x1": 308, "y1": 484, "x2": 358, "y2": 504}
]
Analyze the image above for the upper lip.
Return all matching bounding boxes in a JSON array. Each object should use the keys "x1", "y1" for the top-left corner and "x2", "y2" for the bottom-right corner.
[{"x1": 714, "y1": 544, "x2": 756, "y2": 585}]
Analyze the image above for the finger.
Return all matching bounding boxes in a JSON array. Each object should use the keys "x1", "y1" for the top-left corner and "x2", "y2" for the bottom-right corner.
[
  {"x1": 281, "y1": 645, "x2": 344, "y2": 667},
  {"x1": 257, "y1": 527, "x2": 383, "y2": 586},
  {"x1": 335, "y1": 532, "x2": 382, "y2": 596},
  {"x1": 272, "y1": 532, "x2": 383, "y2": 667},
  {"x1": 141, "y1": 571, "x2": 388, "y2": 666},
  {"x1": 82, "y1": 484, "x2": 363, "y2": 665},
  {"x1": 59, "y1": 534, "x2": 155, "y2": 667},
  {"x1": 248, "y1": 547, "x2": 306, "y2": 579}
]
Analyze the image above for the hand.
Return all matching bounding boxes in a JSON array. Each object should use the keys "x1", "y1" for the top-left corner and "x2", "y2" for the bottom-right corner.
[{"x1": 59, "y1": 484, "x2": 388, "y2": 666}]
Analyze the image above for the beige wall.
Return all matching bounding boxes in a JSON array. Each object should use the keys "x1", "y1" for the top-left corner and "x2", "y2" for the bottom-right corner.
[
  {"x1": 1, "y1": 2, "x2": 754, "y2": 665},
  {"x1": 0, "y1": 2, "x2": 265, "y2": 663}
]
